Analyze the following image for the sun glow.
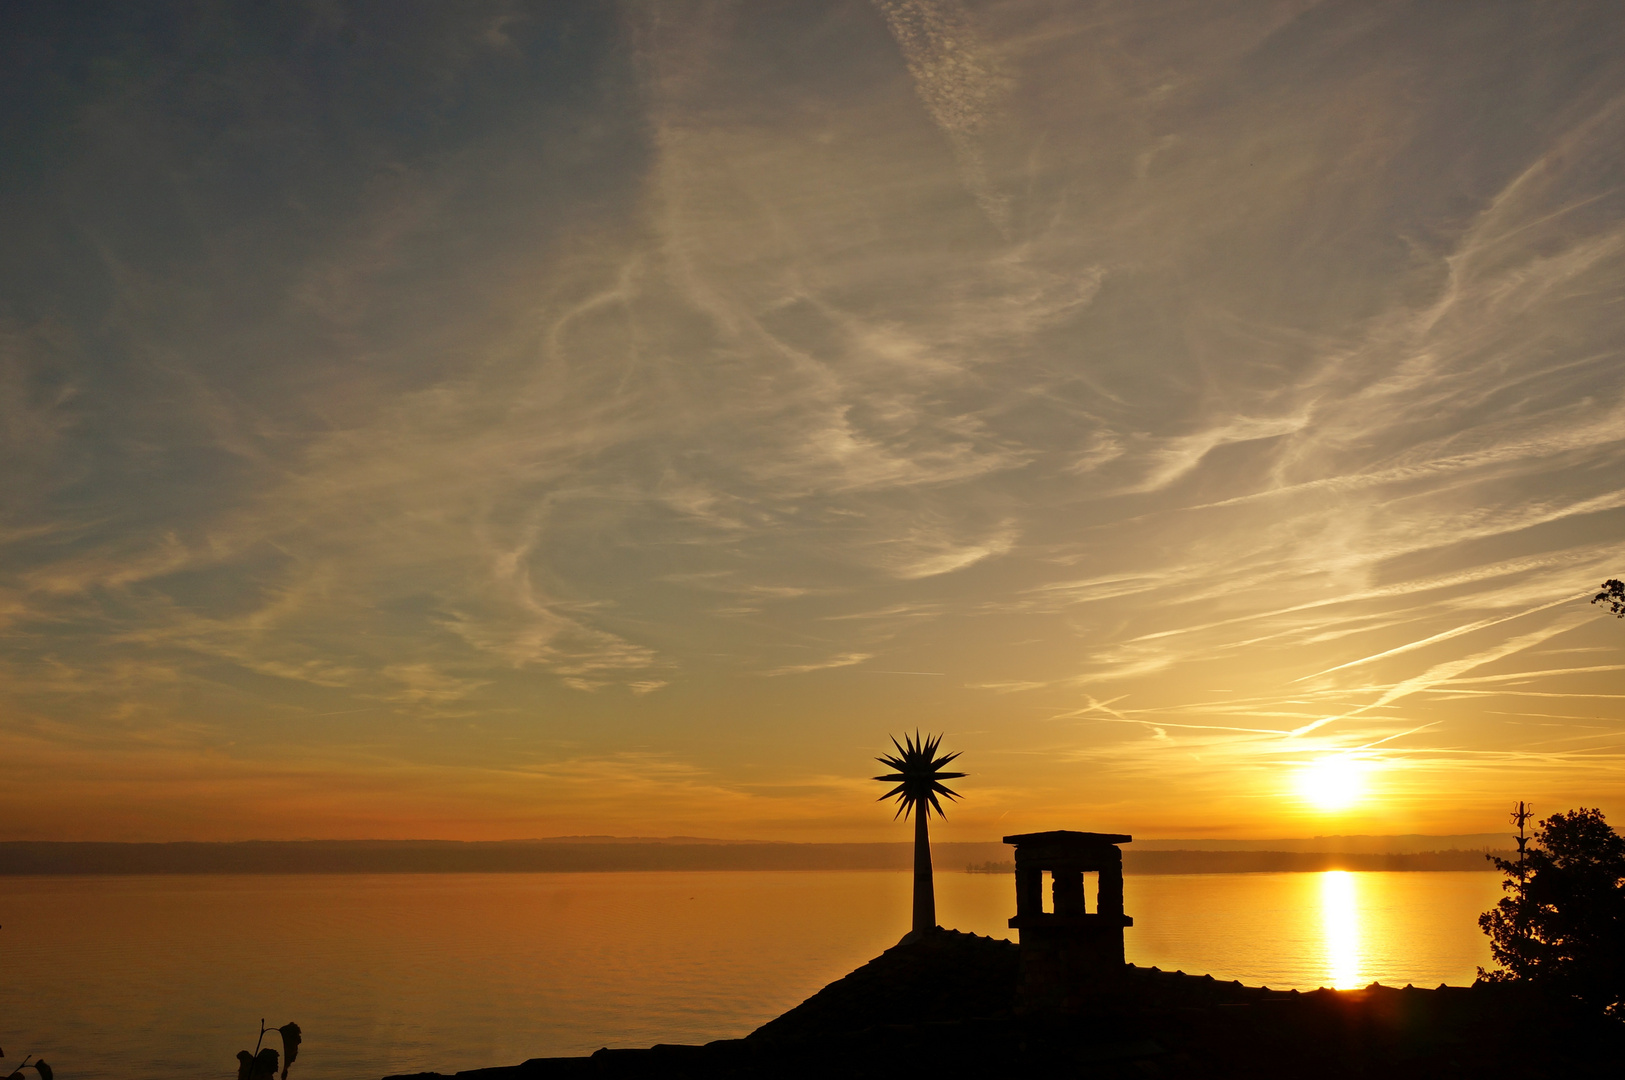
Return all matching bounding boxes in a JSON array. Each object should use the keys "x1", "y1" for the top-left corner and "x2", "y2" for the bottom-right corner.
[{"x1": 1297, "y1": 755, "x2": 1370, "y2": 812}]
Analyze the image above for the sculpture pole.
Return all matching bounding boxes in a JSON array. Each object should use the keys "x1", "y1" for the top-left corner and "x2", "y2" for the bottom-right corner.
[{"x1": 913, "y1": 805, "x2": 936, "y2": 933}]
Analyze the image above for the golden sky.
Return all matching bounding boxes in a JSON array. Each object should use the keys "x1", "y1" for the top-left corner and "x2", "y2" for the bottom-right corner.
[{"x1": 4, "y1": 0, "x2": 1625, "y2": 842}]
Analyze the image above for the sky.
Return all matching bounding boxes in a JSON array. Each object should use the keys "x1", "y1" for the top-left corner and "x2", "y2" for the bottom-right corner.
[{"x1": 3, "y1": 0, "x2": 1625, "y2": 843}]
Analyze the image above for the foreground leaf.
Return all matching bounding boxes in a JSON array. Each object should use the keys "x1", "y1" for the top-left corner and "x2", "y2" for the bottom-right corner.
[
  {"x1": 236, "y1": 1048, "x2": 279, "y2": 1079},
  {"x1": 277, "y1": 1023, "x2": 302, "y2": 1078}
]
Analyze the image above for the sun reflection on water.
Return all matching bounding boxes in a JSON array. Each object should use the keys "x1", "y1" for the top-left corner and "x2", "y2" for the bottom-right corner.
[{"x1": 1320, "y1": 870, "x2": 1362, "y2": 989}]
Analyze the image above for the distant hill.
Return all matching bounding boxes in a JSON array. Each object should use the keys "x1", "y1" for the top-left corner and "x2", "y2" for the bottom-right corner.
[
  {"x1": 972, "y1": 849, "x2": 1512, "y2": 875},
  {"x1": 521, "y1": 835, "x2": 775, "y2": 845},
  {"x1": 0, "y1": 840, "x2": 1008, "y2": 874},
  {"x1": 1132, "y1": 834, "x2": 1511, "y2": 854},
  {"x1": 0, "y1": 836, "x2": 1513, "y2": 875}
]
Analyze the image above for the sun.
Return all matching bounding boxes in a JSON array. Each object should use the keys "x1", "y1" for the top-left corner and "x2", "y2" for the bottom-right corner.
[{"x1": 1297, "y1": 755, "x2": 1368, "y2": 812}]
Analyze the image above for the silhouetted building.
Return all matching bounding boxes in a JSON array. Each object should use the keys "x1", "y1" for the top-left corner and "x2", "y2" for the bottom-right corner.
[{"x1": 1003, "y1": 830, "x2": 1133, "y2": 1011}]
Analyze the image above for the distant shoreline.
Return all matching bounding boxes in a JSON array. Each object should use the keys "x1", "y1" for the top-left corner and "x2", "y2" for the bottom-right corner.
[{"x1": 0, "y1": 838, "x2": 1513, "y2": 875}]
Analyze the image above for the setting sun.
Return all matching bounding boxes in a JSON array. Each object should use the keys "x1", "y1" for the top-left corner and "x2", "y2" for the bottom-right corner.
[{"x1": 1298, "y1": 756, "x2": 1370, "y2": 812}]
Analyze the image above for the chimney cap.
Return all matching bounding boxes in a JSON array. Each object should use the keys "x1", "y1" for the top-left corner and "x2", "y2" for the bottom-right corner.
[{"x1": 1002, "y1": 830, "x2": 1132, "y2": 847}]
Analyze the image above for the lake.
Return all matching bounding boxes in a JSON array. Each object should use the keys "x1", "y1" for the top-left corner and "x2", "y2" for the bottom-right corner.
[{"x1": 1, "y1": 869, "x2": 1505, "y2": 1079}]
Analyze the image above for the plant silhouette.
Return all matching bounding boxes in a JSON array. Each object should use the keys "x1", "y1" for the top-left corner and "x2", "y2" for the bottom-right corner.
[
  {"x1": 873, "y1": 731, "x2": 965, "y2": 935},
  {"x1": 2, "y1": 1056, "x2": 52, "y2": 1080},
  {"x1": 238, "y1": 1049, "x2": 279, "y2": 1079},
  {"x1": 276, "y1": 1023, "x2": 301, "y2": 1079},
  {"x1": 238, "y1": 1020, "x2": 302, "y2": 1080}
]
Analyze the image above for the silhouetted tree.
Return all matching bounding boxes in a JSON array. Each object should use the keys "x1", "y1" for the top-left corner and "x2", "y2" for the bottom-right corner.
[
  {"x1": 873, "y1": 732, "x2": 965, "y2": 935},
  {"x1": 1479, "y1": 807, "x2": 1625, "y2": 1017},
  {"x1": 1593, "y1": 579, "x2": 1625, "y2": 617}
]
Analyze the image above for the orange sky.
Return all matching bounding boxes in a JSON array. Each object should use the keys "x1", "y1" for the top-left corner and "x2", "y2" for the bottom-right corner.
[{"x1": 4, "y1": 1, "x2": 1625, "y2": 842}]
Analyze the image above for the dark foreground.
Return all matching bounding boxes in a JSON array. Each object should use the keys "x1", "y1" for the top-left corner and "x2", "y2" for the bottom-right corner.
[{"x1": 385, "y1": 929, "x2": 1621, "y2": 1079}]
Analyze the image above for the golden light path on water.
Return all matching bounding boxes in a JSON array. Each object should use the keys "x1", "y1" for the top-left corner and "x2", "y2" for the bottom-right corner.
[
  {"x1": 1121, "y1": 870, "x2": 1499, "y2": 992},
  {"x1": 1320, "y1": 871, "x2": 1362, "y2": 990}
]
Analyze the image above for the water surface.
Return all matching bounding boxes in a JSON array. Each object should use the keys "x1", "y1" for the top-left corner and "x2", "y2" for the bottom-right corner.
[{"x1": 0, "y1": 870, "x2": 1504, "y2": 1078}]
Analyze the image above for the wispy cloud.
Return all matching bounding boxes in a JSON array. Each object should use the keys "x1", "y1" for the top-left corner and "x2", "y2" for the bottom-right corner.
[
  {"x1": 763, "y1": 652, "x2": 874, "y2": 677},
  {"x1": 872, "y1": 0, "x2": 1012, "y2": 230},
  {"x1": 5, "y1": 1, "x2": 1625, "y2": 838}
]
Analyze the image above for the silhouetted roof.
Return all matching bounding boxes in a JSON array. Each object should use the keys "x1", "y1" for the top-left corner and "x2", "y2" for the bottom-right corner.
[
  {"x1": 749, "y1": 929, "x2": 1019, "y2": 1045},
  {"x1": 382, "y1": 949, "x2": 1625, "y2": 1078},
  {"x1": 1003, "y1": 830, "x2": 1132, "y2": 847}
]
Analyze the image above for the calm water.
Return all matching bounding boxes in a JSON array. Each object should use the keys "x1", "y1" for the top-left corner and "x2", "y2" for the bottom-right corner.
[{"x1": 1, "y1": 870, "x2": 1503, "y2": 1078}]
